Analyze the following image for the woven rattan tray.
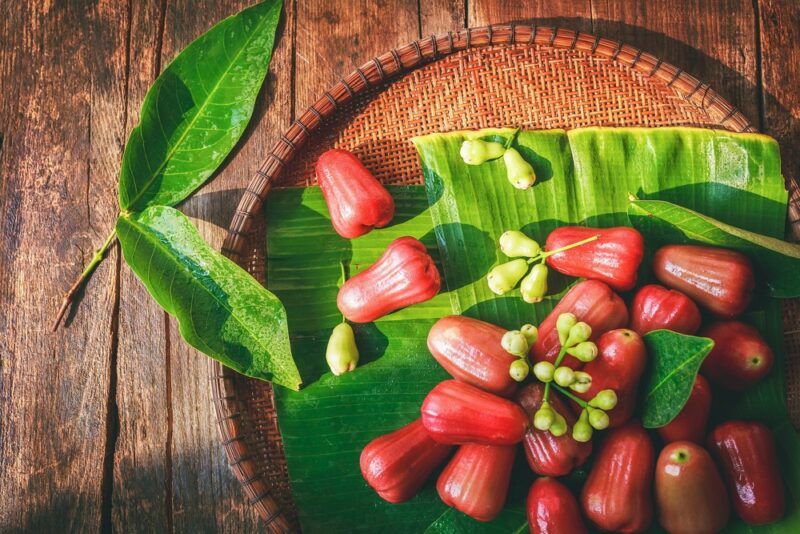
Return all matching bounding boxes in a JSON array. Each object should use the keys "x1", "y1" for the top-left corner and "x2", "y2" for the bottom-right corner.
[{"x1": 209, "y1": 24, "x2": 800, "y2": 531}]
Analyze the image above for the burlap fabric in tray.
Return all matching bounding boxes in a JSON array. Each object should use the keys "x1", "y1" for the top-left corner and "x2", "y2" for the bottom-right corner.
[{"x1": 209, "y1": 25, "x2": 800, "y2": 531}]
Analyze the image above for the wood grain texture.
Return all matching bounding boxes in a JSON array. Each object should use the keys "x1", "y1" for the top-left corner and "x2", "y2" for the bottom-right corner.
[
  {"x1": 0, "y1": 0, "x2": 124, "y2": 530},
  {"x1": 112, "y1": 0, "x2": 171, "y2": 530},
  {"x1": 468, "y1": 0, "x2": 593, "y2": 28},
  {"x1": 590, "y1": 0, "x2": 760, "y2": 125}
]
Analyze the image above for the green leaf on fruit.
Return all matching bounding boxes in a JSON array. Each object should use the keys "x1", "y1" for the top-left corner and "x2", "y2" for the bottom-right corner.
[
  {"x1": 629, "y1": 199, "x2": 800, "y2": 298},
  {"x1": 640, "y1": 330, "x2": 713, "y2": 428},
  {"x1": 116, "y1": 206, "x2": 300, "y2": 389},
  {"x1": 118, "y1": 0, "x2": 282, "y2": 212}
]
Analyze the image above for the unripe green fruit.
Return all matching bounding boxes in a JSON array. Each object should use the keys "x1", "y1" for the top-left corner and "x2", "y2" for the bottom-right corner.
[
  {"x1": 564, "y1": 321, "x2": 592, "y2": 348},
  {"x1": 509, "y1": 359, "x2": 530, "y2": 382},
  {"x1": 566, "y1": 341, "x2": 598, "y2": 362},
  {"x1": 460, "y1": 139, "x2": 505, "y2": 165},
  {"x1": 549, "y1": 412, "x2": 568, "y2": 437},
  {"x1": 499, "y1": 230, "x2": 541, "y2": 258},
  {"x1": 572, "y1": 410, "x2": 593, "y2": 442},
  {"x1": 503, "y1": 146, "x2": 536, "y2": 189},
  {"x1": 502, "y1": 330, "x2": 529, "y2": 356},
  {"x1": 487, "y1": 259, "x2": 529, "y2": 295},
  {"x1": 588, "y1": 408, "x2": 610, "y2": 430},
  {"x1": 520, "y1": 264, "x2": 548, "y2": 304},
  {"x1": 520, "y1": 324, "x2": 539, "y2": 345},
  {"x1": 556, "y1": 313, "x2": 577, "y2": 346},
  {"x1": 569, "y1": 371, "x2": 592, "y2": 394},
  {"x1": 553, "y1": 366, "x2": 576, "y2": 387},
  {"x1": 589, "y1": 389, "x2": 618, "y2": 410},
  {"x1": 532, "y1": 361, "x2": 555, "y2": 383},
  {"x1": 326, "y1": 323, "x2": 359, "y2": 376},
  {"x1": 533, "y1": 403, "x2": 555, "y2": 430}
]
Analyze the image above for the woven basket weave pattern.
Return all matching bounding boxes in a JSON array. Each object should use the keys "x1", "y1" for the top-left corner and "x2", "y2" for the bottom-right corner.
[{"x1": 209, "y1": 25, "x2": 800, "y2": 531}]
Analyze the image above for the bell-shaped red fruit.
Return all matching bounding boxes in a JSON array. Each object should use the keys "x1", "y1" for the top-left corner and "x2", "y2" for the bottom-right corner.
[
  {"x1": 338, "y1": 236, "x2": 440, "y2": 323},
  {"x1": 360, "y1": 419, "x2": 452, "y2": 503},
  {"x1": 629, "y1": 284, "x2": 702, "y2": 336},
  {"x1": 317, "y1": 148, "x2": 395, "y2": 238},
  {"x1": 516, "y1": 383, "x2": 591, "y2": 476},
  {"x1": 421, "y1": 380, "x2": 528, "y2": 445},
  {"x1": 527, "y1": 477, "x2": 588, "y2": 534},
  {"x1": 427, "y1": 315, "x2": 519, "y2": 397},
  {"x1": 546, "y1": 226, "x2": 644, "y2": 291},
  {"x1": 437, "y1": 443, "x2": 516, "y2": 522},
  {"x1": 657, "y1": 375, "x2": 711, "y2": 444},
  {"x1": 653, "y1": 244, "x2": 754, "y2": 318},
  {"x1": 530, "y1": 280, "x2": 629, "y2": 367},
  {"x1": 701, "y1": 321, "x2": 774, "y2": 390}
]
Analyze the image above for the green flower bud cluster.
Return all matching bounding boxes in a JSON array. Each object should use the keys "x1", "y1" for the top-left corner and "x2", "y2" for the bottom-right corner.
[
  {"x1": 503, "y1": 324, "x2": 538, "y2": 383},
  {"x1": 572, "y1": 390, "x2": 617, "y2": 442},
  {"x1": 488, "y1": 231, "x2": 548, "y2": 302},
  {"x1": 459, "y1": 136, "x2": 537, "y2": 190}
]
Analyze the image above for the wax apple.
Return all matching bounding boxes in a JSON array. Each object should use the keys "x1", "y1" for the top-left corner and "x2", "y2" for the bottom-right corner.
[
  {"x1": 708, "y1": 421, "x2": 785, "y2": 525},
  {"x1": 516, "y1": 383, "x2": 591, "y2": 476},
  {"x1": 657, "y1": 375, "x2": 711, "y2": 444},
  {"x1": 338, "y1": 236, "x2": 440, "y2": 322},
  {"x1": 701, "y1": 321, "x2": 774, "y2": 390},
  {"x1": 629, "y1": 284, "x2": 702, "y2": 335},
  {"x1": 655, "y1": 441, "x2": 730, "y2": 533},
  {"x1": 574, "y1": 329, "x2": 647, "y2": 428},
  {"x1": 360, "y1": 419, "x2": 452, "y2": 503},
  {"x1": 427, "y1": 316, "x2": 519, "y2": 396},
  {"x1": 437, "y1": 444, "x2": 516, "y2": 522},
  {"x1": 421, "y1": 380, "x2": 528, "y2": 445},
  {"x1": 653, "y1": 244, "x2": 754, "y2": 318},
  {"x1": 530, "y1": 280, "x2": 629, "y2": 367},
  {"x1": 545, "y1": 226, "x2": 644, "y2": 291},
  {"x1": 527, "y1": 477, "x2": 588, "y2": 534},
  {"x1": 582, "y1": 421, "x2": 655, "y2": 533},
  {"x1": 317, "y1": 148, "x2": 395, "y2": 238}
]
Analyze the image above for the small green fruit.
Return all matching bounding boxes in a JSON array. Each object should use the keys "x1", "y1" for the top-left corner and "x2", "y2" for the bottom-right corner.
[
  {"x1": 460, "y1": 139, "x2": 505, "y2": 165},
  {"x1": 487, "y1": 259, "x2": 529, "y2": 295},
  {"x1": 503, "y1": 146, "x2": 536, "y2": 189},
  {"x1": 556, "y1": 313, "x2": 577, "y2": 346},
  {"x1": 326, "y1": 323, "x2": 359, "y2": 376},
  {"x1": 566, "y1": 341, "x2": 598, "y2": 362},
  {"x1": 502, "y1": 330, "x2": 529, "y2": 357},
  {"x1": 520, "y1": 264, "x2": 548, "y2": 304},
  {"x1": 569, "y1": 371, "x2": 592, "y2": 394},
  {"x1": 520, "y1": 324, "x2": 539, "y2": 345},
  {"x1": 553, "y1": 366, "x2": 576, "y2": 387},
  {"x1": 532, "y1": 361, "x2": 555, "y2": 383},
  {"x1": 589, "y1": 389, "x2": 618, "y2": 410},
  {"x1": 564, "y1": 321, "x2": 592, "y2": 348},
  {"x1": 499, "y1": 230, "x2": 541, "y2": 258},
  {"x1": 588, "y1": 408, "x2": 610, "y2": 430},
  {"x1": 509, "y1": 359, "x2": 530, "y2": 382}
]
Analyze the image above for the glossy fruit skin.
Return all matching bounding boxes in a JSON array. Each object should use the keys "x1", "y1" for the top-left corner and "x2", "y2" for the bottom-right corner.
[
  {"x1": 653, "y1": 244, "x2": 754, "y2": 318},
  {"x1": 574, "y1": 329, "x2": 647, "y2": 428},
  {"x1": 317, "y1": 149, "x2": 395, "y2": 239},
  {"x1": 546, "y1": 226, "x2": 644, "y2": 291},
  {"x1": 527, "y1": 477, "x2": 588, "y2": 534},
  {"x1": 421, "y1": 380, "x2": 528, "y2": 445},
  {"x1": 437, "y1": 443, "x2": 516, "y2": 522},
  {"x1": 428, "y1": 316, "x2": 519, "y2": 397},
  {"x1": 338, "y1": 237, "x2": 441, "y2": 323},
  {"x1": 655, "y1": 441, "x2": 730, "y2": 534},
  {"x1": 530, "y1": 280, "x2": 629, "y2": 368},
  {"x1": 516, "y1": 383, "x2": 591, "y2": 476},
  {"x1": 360, "y1": 419, "x2": 452, "y2": 503},
  {"x1": 701, "y1": 321, "x2": 774, "y2": 390},
  {"x1": 708, "y1": 421, "x2": 785, "y2": 525},
  {"x1": 629, "y1": 284, "x2": 702, "y2": 336},
  {"x1": 657, "y1": 375, "x2": 711, "y2": 444},
  {"x1": 582, "y1": 420, "x2": 655, "y2": 533}
]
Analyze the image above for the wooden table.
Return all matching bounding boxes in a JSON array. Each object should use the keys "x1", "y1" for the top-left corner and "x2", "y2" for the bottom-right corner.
[{"x1": 2, "y1": 0, "x2": 798, "y2": 531}]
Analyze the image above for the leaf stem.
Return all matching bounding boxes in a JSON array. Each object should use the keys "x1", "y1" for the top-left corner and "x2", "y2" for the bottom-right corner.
[
  {"x1": 552, "y1": 383, "x2": 589, "y2": 407},
  {"x1": 542, "y1": 346, "x2": 568, "y2": 404},
  {"x1": 52, "y1": 228, "x2": 118, "y2": 331}
]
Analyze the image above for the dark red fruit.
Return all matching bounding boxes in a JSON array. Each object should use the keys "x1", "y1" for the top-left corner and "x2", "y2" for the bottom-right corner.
[
  {"x1": 657, "y1": 375, "x2": 712, "y2": 445},
  {"x1": 527, "y1": 477, "x2": 588, "y2": 534},
  {"x1": 701, "y1": 321, "x2": 774, "y2": 390},
  {"x1": 629, "y1": 284, "x2": 702, "y2": 336}
]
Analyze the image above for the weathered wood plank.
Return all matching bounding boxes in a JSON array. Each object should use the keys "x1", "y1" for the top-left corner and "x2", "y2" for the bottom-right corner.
[
  {"x1": 420, "y1": 0, "x2": 466, "y2": 35},
  {"x1": 0, "y1": 0, "x2": 126, "y2": 530},
  {"x1": 757, "y1": 0, "x2": 800, "y2": 425},
  {"x1": 111, "y1": 0, "x2": 172, "y2": 529},
  {"x1": 295, "y1": 0, "x2": 420, "y2": 111},
  {"x1": 590, "y1": 0, "x2": 760, "y2": 126},
  {"x1": 160, "y1": 1, "x2": 295, "y2": 531},
  {"x1": 468, "y1": 0, "x2": 593, "y2": 28}
]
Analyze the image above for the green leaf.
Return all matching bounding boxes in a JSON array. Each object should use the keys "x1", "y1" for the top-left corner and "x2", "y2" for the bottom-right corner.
[
  {"x1": 629, "y1": 199, "x2": 800, "y2": 297},
  {"x1": 116, "y1": 206, "x2": 300, "y2": 389},
  {"x1": 118, "y1": 0, "x2": 282, "y2": 212},
  {"x1": 640, "y1": 330, "x2": 714, "y2": 428}
]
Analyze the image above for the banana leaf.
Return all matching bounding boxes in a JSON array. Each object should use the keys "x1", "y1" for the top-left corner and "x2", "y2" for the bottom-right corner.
[{"x1": 268, "y1": 127, "x2": 798, "y2": 532}]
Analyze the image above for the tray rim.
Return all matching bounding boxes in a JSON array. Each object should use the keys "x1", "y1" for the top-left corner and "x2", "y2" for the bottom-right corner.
[{"x1": 208, "y1": 23, "x2": 784, "y2": 531}]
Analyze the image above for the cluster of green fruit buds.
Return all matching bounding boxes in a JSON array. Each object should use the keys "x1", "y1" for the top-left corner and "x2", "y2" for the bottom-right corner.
[
  {"x1": 572, "y1": 390, "x2": 618, "y2": 442},
  {"x1": 530, "y1": 314, "x2": 599, "y2": 393},
  {"x1": 502, "y1": 324, "x2": 538, "y2": 382},
  {"x1": 326, "y1": 323, "x2": 360, "y2": 376},
  {"x1": 459, "y1": 132, "x2": 537, "y2": 190},
  {"x1": 533, "y1": 401, "x2": 568, "y2": 437}
]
